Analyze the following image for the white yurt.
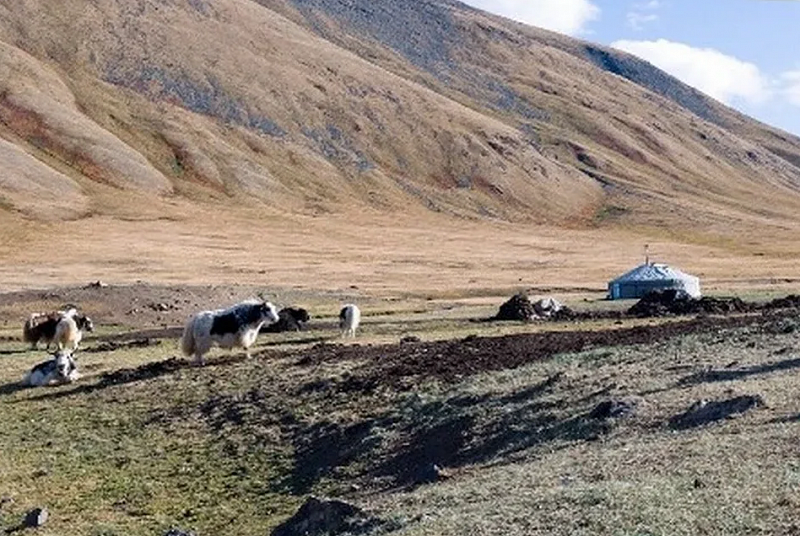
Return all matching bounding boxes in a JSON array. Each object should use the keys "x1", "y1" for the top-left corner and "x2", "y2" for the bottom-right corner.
[{"x1": 607, "y1": 262, "x2": 701, "y2": 300}]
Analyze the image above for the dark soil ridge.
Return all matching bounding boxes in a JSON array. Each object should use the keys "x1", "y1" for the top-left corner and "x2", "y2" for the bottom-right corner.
[{"x1": 290, "y1": 311, "x2": 797, "y2": 388}]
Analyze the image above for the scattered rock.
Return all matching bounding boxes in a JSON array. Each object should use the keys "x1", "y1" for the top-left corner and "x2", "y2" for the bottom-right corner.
[
  {"x1": 271, "y1": 496, "x2": 388, "y2": 536},
  {"x1": 532, "y1": 297, "x2": 564, "y2": 319},
  {"x1": 24, "y1": 507, "x2": 48, "y2": 528},
  {"x1": 768, "y1": 319, "x2": 797, "y2": 334},
  {"x1": 693, "y1": 478, "x2": 705, "y2": 489},
  {"x1": 86, "y1": 280, "x2": 108, "y2": 288},
  {"x1": 415, "y1": 463, "x2": 451, "y2": 484},
  {"x1": 588, "y1": 399, "x2": 636, "y2": 420},
  {"x1": 32, "y1": 468, "x2": 48, "y2": 478},
  {"x1": 669, "y1": 395, "x2": 764, "y2": 430},
  {"x1": 163, "y1": 529, "x2": 197, "y2": 536}
]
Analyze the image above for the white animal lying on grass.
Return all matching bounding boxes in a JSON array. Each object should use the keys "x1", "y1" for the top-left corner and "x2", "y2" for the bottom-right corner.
[
  {"x1": 24, "y1": 349, "x2": 80, "y2": 387},
  {"x1": 339, "y1": 304, "x2": 361, "y2": 338},
  {"x1": 181, "y1": 299, "x2": 279, "y2": 365}
]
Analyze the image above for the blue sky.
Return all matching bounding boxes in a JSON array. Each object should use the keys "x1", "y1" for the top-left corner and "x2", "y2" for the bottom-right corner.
[{"x1": 460, "y1": 0, "x2": 800, "y2": 137}]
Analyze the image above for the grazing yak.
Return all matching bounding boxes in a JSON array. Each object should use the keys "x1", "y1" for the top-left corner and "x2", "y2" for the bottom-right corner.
[
  {"x1": 181, "y1": 299, "x2": 279, "y2": 365},
  {"x1": 22, "y1": 306, "x2": 80, "y2": 349},
  {"x1": 24, "y1": 349, "x2": 80, "y2": 387},
  {"x1": 339, "y1": 304, "x2": 361, "y2": 338},
  {"x1": 261, "y1": 307, "x2": 311, "y2": 333},
  {"x1": 53, "y1": 314, "x2": 94, "y2": 351}
]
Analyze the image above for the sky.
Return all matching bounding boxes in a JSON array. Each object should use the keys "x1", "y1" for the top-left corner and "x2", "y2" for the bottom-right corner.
[{"x1": 460, "y1": 0, "x2": 800, "y2": 137}]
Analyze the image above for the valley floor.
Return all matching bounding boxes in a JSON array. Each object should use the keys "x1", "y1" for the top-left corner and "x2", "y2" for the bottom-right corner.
[{"x1": 0, "y1": 284, "x2": 799, "y2": 535}]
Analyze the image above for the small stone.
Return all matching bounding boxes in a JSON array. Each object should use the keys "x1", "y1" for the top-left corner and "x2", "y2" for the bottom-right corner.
[
  {"x1": 24, "y1": 507, "x2": 48, "y2": 527},
  {"x1": 163, "y1": 528, "x2": 197, "y2": 536}
]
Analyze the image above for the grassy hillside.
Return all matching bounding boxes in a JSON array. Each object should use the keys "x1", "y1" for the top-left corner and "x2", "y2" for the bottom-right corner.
[{"x1": 1, "y1": 291, "x2": 799, "y2": 535}]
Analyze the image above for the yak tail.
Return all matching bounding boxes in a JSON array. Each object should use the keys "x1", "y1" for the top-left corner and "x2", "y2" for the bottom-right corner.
[{"x1": 180, "y1": 317, "x2": 196, "y2": 357}]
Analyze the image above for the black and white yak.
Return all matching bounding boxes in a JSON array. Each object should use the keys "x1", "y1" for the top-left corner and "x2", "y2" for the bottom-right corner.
[{"x1": 180, "y1": 300, "x2": 279, "y2": 365}]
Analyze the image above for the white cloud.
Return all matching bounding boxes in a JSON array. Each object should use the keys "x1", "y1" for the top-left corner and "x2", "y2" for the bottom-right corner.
[
  {"x1": 626, "y1": 12, "x2": 658, "y2": 31},
  {"x1": 626, "y1": 0, "x2": 661, "y2": 30},
  {"x1": 610, "y1": 39, "x2": 772, "y2": 106},
  {"x1": 462, "y1": 0, "x2": 600, "y2": 36},
  {"x1": 781, "y1": 71, "x2": 800, "y2": 106}
]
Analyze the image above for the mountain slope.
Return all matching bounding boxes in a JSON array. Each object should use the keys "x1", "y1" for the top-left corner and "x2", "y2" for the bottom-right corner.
[{"x1": 1, "y1": 0, "x2": 800, "y2": 236}]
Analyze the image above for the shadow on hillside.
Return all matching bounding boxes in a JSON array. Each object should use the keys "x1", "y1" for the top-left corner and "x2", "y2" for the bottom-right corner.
[
  {"x1": 277, "y1": 374, "x2": 619, "y2": 493},
  {"x1": 677, "y1": 356, "x2": 800, "y2": 386}
]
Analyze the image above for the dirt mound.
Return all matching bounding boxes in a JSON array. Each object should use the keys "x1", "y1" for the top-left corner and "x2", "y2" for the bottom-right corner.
[
  {"x1": 495, "y1": 293, "x2": 537, "y2": 321},
  {"x1": 628, "y1": 289, "x2": 751, "y2": 317},
  {"x1": 271, "y1": 496, "x2": 391, "y2": 536},
  {"x1": 762, "y1": 294, "x2": 800, "y2": 310}
]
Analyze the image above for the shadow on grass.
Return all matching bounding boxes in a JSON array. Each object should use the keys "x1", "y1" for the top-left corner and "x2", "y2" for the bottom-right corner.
[
  {"x1": 0, "y1": 348, "x2": 29, "y2": 356},
  {"x1": 275, "y1": 373, "x2": 617, "y2": 493},
  {"x1": 677, "y1": 357, "x2": 800, "y2": 386},
  {"x1": 0, "y1": 381, "x2": 29, "y2": 396},
  {"x1": 668, "y1": 395, "x2": 763, "y2": 430},
  {"x1": 769, "y1": 413, "x2": 800, "y2": 424},
  {"x1": 259, "y1": 335, "x2": 333, "y2": 348}
]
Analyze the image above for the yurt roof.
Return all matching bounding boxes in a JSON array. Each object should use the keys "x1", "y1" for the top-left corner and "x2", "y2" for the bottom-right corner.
[{"x1": 610, "y1": 263, "x2": 698, "y2": 284}]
